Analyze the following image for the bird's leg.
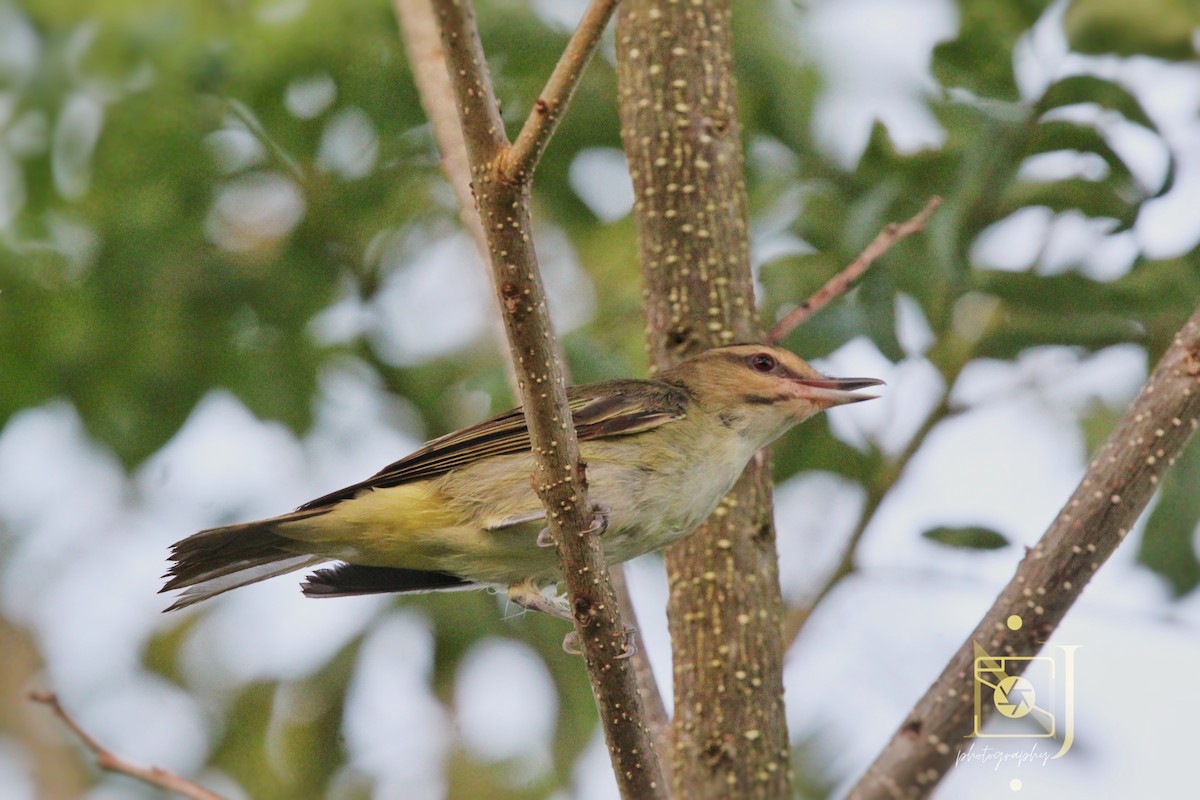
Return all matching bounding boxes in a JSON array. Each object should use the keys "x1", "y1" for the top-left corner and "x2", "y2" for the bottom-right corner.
[
  {"x1": 487, "y1": 510, "x2": 547, "y2": 532},
  {"x1": 507, "y1": 578, "x2": 636, "y2": 657},
  {"x1": 536, "y1": 502, "x2": 611, "y2": 548},
  {"x1": 521, "y1": 503, "x2": 617, "y2": 655},
  {"x1": 507, "y1": 581, "x2": 572, "y2": 621}
]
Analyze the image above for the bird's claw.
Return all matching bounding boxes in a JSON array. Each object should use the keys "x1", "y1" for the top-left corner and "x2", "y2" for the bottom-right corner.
[
  {"x1": 616, "y1": 625, "x2": 638, "y2": 659},
  {"x1": 560, "y1": 625, "x2": 638, "y2": 658},
  {"x1": 538, "y1": 503, "x2": 609, "y2": 547},
  {"x1": 582, "y1": 502, "x2": 611, "y2": 536}
]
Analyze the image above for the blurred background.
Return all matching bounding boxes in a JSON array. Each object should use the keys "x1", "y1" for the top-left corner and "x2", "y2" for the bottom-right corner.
[{"x1": 2, "y1": 0, "x2": 1199, "y2": 797}]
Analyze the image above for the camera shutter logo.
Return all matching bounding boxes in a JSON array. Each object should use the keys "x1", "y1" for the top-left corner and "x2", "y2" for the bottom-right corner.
[{"x1": 971, "y1": 618, "x2": 1078, "y2": 759}]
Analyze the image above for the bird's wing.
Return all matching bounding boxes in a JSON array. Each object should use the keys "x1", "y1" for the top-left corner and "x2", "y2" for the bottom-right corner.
[{"x1": 296, "y1": 379, "x2": 688, "y2": 512}]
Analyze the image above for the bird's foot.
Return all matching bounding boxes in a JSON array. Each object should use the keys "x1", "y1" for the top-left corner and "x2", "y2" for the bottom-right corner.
[
  {"x1": 507, "y1": 581, "x2": 572, "y2": 621},
  {"x1": 582, "y1": 502, "x2": 611, "y2": 536},
  {"x1": 616, "y1": 625, "x2": 638, "y2": 659},
  {"x1": 561, "y1": 625, "x2": 638, "y2": 658},
  {"x1": 535, "y1": 502, "x2": 611, "y2": 548}
]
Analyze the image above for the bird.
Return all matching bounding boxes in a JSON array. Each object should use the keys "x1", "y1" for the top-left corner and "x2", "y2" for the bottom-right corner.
[{"x1": 162, "y1": 344, "x2": 882, "y2": 627}]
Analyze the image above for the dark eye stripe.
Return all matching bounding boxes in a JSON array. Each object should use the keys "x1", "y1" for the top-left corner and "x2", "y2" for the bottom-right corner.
[{"x1": 740, "y1": 393, "x2": 790, "y2": 405}]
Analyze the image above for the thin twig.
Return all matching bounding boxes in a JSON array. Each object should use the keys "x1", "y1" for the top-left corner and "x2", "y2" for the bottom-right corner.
[
  {"x1": 224, "y1": 98, "x2": 307, "y2": 185},
  {"x1": 430, "y1": 1, "x2": 665, "y2": 797},
  {"x1": 766, "y1": 196, "x2": 942, "y2": 345},
  {"x1": 501, "y1": 0, "x2": 620, "y2": 182},
  {"x1": 393, "y1": 0, "x2": 490, "y2": 259},
  {"x1": 848, "y1": 303, "x2": 1200, "y2": 799},
  {"x1": 28, "y1": 691, "x2": 224, "y2": 800}
]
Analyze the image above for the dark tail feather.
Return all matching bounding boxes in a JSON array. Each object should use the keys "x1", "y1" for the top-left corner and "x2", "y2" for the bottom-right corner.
[
  {"x1": 302, "y1": 563, "x2": 473, "y2": 598},
  {"x1": 162, "y1": 512, "x2": 325, "y2": 611}
]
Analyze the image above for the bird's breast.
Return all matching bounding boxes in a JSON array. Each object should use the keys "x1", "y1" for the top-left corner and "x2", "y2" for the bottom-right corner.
[{"x1": 585, "y1": 422, "x2": 758, "y2": 563}]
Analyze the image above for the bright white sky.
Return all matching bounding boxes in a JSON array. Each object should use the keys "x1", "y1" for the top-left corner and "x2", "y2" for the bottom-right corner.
[{"x1": 1, "y1": 1, "x2": 1199, "y2": 799}]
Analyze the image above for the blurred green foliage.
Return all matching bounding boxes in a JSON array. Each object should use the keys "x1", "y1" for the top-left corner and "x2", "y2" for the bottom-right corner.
[
  {"x1": 3, "y1": 0, "x2": 1200, "y2": 797},
  {"x1": 1066, "y1": 0, "x2": 1200, "y2": 59},
  {"x1": 923, "y1": 526, "x2": 1011, "y2": 551}
]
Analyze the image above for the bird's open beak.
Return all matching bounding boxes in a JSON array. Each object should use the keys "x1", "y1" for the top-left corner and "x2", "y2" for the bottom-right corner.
[{"x1": 789, "y1": 376, "x2": 885, "y2": 407}]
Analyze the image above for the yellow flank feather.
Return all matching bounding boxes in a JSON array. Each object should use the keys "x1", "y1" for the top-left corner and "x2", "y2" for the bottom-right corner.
[{"x1": 302, "y1": 481, "x2": 460, "y2": 560}]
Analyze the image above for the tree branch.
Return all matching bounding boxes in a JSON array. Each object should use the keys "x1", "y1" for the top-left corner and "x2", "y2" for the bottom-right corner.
[
  {"x1": 609, "y1": 565, "x2": 674, "y2": 784},
  {"x1": 848, "y1": 302, "x2": 1200, "y2": 799},
  {"x1": 396, "y1": 0, "x2": 670, "y2": 764},
  {"x1": 432, "y1": 1, "x2": 506, "y2": 162},
  {"x1": 430, "y1": 2, "x2": 665, "y2": 797},
  {"x1": 28, "y1": 691, "x2": 224, "y2": 800},
  {"x1": 617, "y1": 2, "x2": 791, "y2": 796},
  {"x1": 766, "y1": 196, "x2": 942, "y2": 345},
  {"x1": 501, "y1": 0, "x2": 620, "y2": 182}
]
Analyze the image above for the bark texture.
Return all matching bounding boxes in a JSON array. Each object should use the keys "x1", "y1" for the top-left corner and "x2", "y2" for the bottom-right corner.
[{"x1": 616, "y1": 2, "x2": 791, "y2": 796}]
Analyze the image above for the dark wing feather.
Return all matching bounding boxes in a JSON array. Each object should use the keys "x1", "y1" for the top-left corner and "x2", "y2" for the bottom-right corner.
[
  {"x1": 296, "y1": 379, "x2": 689, "y2": 512},
  {"x1": 301, "y1": 563, "x2": 472, "y2": 597}
]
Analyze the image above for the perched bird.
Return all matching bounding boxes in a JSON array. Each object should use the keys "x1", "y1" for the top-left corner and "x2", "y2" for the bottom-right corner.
[{"x1": 162, "y1": 344, "x2": 881, "y2": 623}]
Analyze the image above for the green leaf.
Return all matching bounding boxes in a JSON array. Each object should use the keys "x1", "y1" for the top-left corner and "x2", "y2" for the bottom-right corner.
[
  {"x1": 793, "y1": 182, "x2": 853, "y2": 254},
  {"x1": 1080, "y1": 400, "x2": 1126, "y2": 455},
  {"x1": 923, "y1": 526, "x2": 1011, "y2": 550},
  {"x1": 933, "y1": 0, "x2": 1045, "y2": 99},
  {"x1": 862, "y1": 268, "x2": 905, "y2": 363},
  {"x1": 1139, "y1": 440, "x2": 1200, "y2": 596},
  {"x1": 734, "y1": 1, "x2": 821, "y2": 150},
  {"x1": 1065, "y1": 0, "x2": 1200, "y2": 61},
  {"x1": 976, "y1": 307, "x2": 1143, "y2": 359},
  {"x1": 982, "y1": 257, "x2": 1200, "y2": 311},
  {"x1": 771, "y1": 413, "x2": 877, "y2": 485},
  {"x1": 205, "y1": 638, "x2": 361, "y2": 799},
  {"x1": 974, "y1": 257, "x2": 1200, "y2": 366},
  {"x1": 1025, "y1": 120, "x2": 1139, "y2": 189},
  {"x1": 1035, "y1": 75, "x2": 1158, "y2": 131},
  {"x1": 998, "y1": 177, "x2": 1140, "y2": 229}
]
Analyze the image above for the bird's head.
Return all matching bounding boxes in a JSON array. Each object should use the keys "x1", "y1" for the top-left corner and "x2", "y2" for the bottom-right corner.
[{"x1": 662, "y1": 343, "x2": 883, "y2": 446}]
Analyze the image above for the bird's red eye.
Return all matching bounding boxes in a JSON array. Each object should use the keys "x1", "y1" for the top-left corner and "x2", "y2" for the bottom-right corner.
[{"x1": 749, "y1": 353, "x2": 776, "y2": 372}]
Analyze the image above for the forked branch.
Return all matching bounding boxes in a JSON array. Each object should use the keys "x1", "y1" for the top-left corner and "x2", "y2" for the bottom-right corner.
[
  {"x1": 28, "y1": 691, "x2": 224, "y2": 800},
  {"x1": 502, "y1": 0, "x2": 620, "y2": 182},
  {"x1": 394, "y1": 0, "x2": 670, "y2": 767},
  {"x1": 428, "y1": 1, "x2": 665, "y2": 797}
]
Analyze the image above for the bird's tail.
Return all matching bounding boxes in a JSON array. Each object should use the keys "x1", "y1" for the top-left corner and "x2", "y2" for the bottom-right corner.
[{"x1": 161, "y1": 511, "x2": 327, "y2": 611}]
